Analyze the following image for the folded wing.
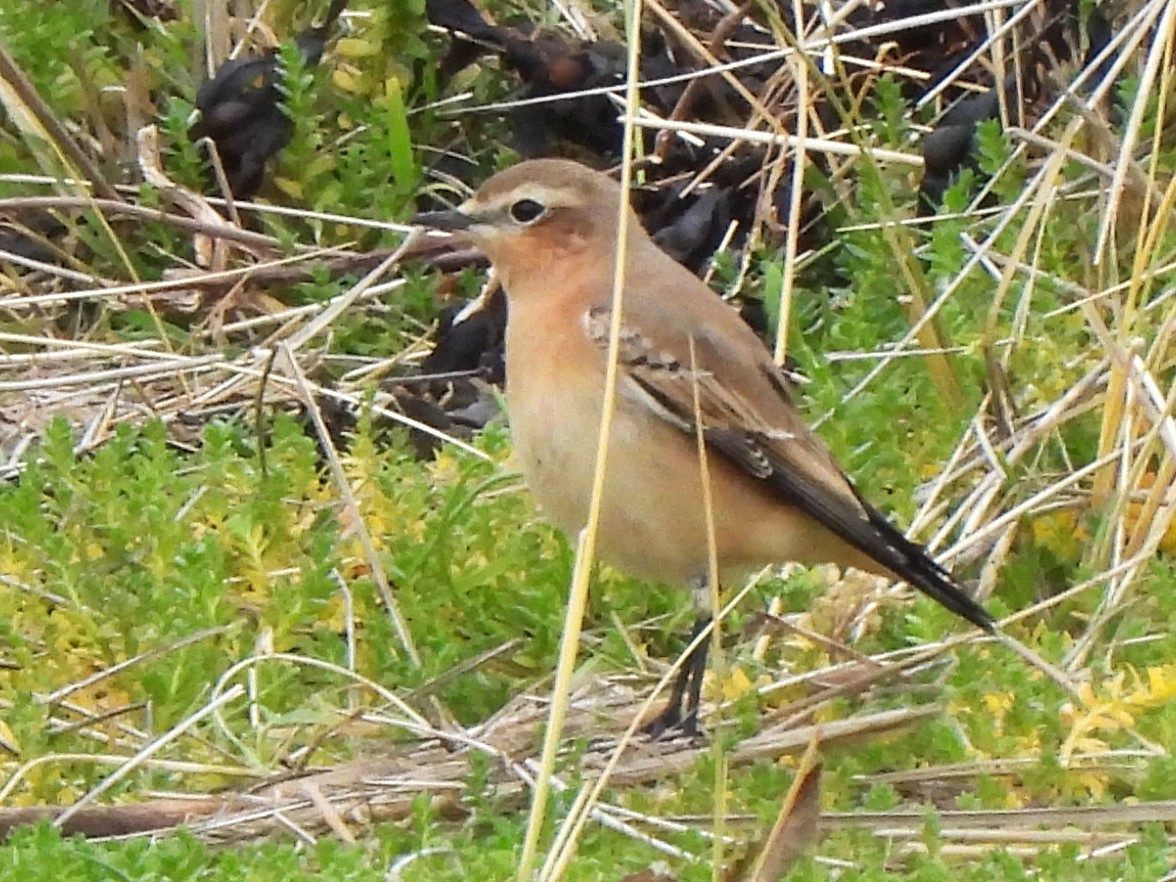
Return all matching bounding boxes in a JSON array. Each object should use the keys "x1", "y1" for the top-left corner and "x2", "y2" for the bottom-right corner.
[{"x1": 585, "y1": 304, "x2": 995, "y2": 631}]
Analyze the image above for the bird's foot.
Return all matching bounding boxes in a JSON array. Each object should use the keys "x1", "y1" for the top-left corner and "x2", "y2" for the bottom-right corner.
[{"x1": 641, "y1": 705, "x2": 701, "y2": 741}]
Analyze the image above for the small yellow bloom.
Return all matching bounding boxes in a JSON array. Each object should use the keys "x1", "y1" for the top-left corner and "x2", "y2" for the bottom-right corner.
[
  {"x1": 331, "y1": 67, "x2": 366, "y2": 94},
  {"x1": 719, "y1": 666, "x2": 755, "y2": 703},
  {"x1": 334, "y1": 37, "x2": 378, "y2": 58}
]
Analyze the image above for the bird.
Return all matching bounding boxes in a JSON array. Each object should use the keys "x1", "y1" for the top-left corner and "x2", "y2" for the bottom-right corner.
[{"x1": 412, "y1": 159, "x2": 995, "y2": 736}]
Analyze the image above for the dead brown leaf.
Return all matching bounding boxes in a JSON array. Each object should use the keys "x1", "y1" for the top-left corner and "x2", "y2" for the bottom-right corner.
[{"x1": 725, "y1": 737, "x2": 823, "y2": 882}]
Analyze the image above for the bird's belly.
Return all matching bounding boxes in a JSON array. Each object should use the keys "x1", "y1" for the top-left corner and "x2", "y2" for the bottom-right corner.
[{"x1": 508, "y1": 380, "x2": 733, "y2": 585}]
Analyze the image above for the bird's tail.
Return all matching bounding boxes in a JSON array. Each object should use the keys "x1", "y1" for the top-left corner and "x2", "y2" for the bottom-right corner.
[{"x1": 861, "y1": 500, "x2": 996, "y2": 632}]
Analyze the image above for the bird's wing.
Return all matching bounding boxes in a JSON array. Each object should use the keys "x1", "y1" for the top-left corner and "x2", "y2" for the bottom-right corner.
[
  {"x1": 585, "y1": 303, "x2": 862, "y2": 521},
  {"x1": 583, "y1": 303, "x2": 994, "y2": 630}
]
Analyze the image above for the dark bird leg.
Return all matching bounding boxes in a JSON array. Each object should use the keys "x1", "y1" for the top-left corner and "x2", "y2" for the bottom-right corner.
[{"x1": 644, "y1": 615, "x2": 711, "y2": 738}]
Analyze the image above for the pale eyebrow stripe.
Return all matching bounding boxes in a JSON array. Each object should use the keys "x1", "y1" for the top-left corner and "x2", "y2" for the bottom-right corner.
[{"x1": 478, "y1": 184, "x2": 580, "y2": 213}]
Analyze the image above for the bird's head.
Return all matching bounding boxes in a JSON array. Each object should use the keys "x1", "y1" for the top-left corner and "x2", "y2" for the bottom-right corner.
[{"x1": 412, "y1": 160, "x2": 636, "y2": 287}]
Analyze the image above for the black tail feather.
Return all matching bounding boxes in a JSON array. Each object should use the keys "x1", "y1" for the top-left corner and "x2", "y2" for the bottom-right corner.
[{"x1": 861, "y1": 500, "x2": 995, "y2": 632}]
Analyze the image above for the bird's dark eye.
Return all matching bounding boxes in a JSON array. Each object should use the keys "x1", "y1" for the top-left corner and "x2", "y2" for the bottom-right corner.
[{"x1": 509, "y1": 199, "x2": 546, "y2": 224}]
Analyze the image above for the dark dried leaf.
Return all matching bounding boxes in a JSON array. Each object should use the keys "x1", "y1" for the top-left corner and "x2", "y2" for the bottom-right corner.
[{"x1": 726, "y1": 755, "x2": 822, "y2": 882}]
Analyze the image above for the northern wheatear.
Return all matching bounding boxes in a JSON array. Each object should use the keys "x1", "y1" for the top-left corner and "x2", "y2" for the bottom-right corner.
[{"x1": 414, "y1": 159, "x2": 994, "y2": 735}]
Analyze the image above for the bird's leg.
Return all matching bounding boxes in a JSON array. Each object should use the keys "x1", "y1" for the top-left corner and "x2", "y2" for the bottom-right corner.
[
  {"x1": 643, "y1": 615, "x2": 711, "y2": 738},
  {"x1": 679, "y1": 614, "x2": 710, "y2": 735}
]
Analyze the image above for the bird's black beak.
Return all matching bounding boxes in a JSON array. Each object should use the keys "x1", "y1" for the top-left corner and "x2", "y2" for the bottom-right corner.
[{"x1": 410, "y1": 209, "x2": 475, "y2": 232}]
